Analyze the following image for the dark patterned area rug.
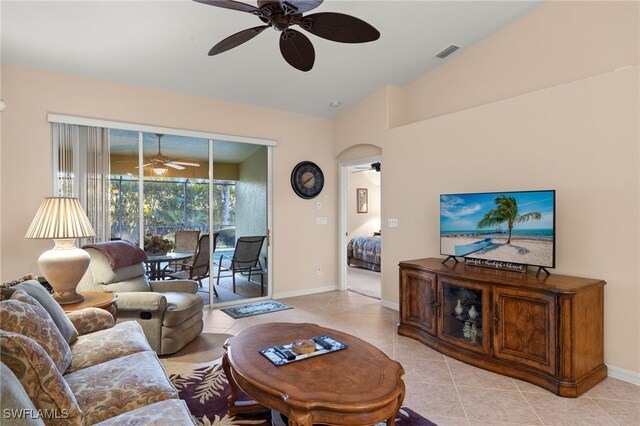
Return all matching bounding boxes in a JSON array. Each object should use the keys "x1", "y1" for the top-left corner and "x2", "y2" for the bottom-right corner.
[
  {"x1": 164, "y1": 358, "x2": 437, "y2": 426},
  {"x1": 220, "y1": 300, "x2": 292, "y2": 319}
]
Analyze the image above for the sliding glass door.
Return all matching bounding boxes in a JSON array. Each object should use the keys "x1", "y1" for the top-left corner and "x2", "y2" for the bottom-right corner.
[
  {"x1": 108, "y1": 131, "x2": 269, "y2": 306},
  {"x1": 210, "y1": 141, "x2": 268, "y2": 305},
  {"x1": 50, "y1": 115, "x2": 274, "y2": 307}
]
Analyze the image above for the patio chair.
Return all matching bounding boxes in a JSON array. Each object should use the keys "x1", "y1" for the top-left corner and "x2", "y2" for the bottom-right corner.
[
  {"x1": 167, "y1": 233, "x2": 218, "y2": 294},
  {"x1": 164, "y1": 230, "x2": 200, "y2": 275},
  {"x1": 216, "y1": 235, "x2": 266, "y2": 295}
]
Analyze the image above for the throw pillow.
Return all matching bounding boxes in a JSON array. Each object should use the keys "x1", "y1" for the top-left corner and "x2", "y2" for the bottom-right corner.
[
  {"x1": 0, "y1": 290, "x2": 72, "y2": 373},
  {"x1": 0, "y1": 273, "x2": 39, "y2": 290},
  {"x1": 0, "y1": 280, "x2": 79, "y2": 344},
  {"x1": 0, "y1": 330, "x2": 83, "y2": 426}
]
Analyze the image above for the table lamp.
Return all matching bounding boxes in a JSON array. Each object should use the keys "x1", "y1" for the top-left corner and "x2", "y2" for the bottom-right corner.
[{"x1": 25, "y1": 197, "x2": 96, "y2": 304}]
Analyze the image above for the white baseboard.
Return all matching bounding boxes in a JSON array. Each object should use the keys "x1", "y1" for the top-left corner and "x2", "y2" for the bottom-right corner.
[
  {"x1": 273, "y1": 285, "x2": 338, "y2": 300},
  {"x1": 381, "y1": 300, "x2": 399, "y2": 311},
  {"x1": 607, "y1": 365, "x2": 640, "y2": 385}
]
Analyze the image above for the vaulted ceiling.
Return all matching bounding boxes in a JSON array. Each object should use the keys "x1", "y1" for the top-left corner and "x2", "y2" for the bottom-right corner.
[{"x1": 2, "y1": 1, "x2": 541, "y2": 118}]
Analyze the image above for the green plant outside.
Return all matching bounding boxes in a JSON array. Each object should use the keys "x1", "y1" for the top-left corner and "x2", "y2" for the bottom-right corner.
[{"x1": 110, "y1": 176, "x2": 236, "y2": 247}]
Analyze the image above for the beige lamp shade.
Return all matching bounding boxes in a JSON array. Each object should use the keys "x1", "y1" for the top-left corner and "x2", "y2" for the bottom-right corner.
[
  {"x1": 25, "y1": 197, "x2": 95, "y2": 304},
  {"x1": 25, "y1": 197, "x2": 95, "y2": 239}
]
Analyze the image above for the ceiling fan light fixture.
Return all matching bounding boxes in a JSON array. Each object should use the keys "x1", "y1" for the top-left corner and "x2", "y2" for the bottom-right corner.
[
  {"x1": 197, "y1": 0, "x2": 380, "y2": 71},
  {"x1": 152, "y1": 165, "x2": 169, "y2": 176}
]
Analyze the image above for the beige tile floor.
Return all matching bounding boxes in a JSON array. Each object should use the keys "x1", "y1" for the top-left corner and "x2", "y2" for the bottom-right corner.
[
  {"x1": 347, "y1": 266, "x2": 381, "y2": 299},
  {"x1": 201, "y1": 290, "x2": 640, "y2": 426}
]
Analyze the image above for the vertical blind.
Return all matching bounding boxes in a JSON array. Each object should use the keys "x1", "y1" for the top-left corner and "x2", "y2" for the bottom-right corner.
[{"x1": 52, "y1": 123, "x2": 110, "y2": 242}]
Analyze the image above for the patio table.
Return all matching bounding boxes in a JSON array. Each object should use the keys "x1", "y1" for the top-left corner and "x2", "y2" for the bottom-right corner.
[{"x1": 144, "y1": 251, "x2": 193, "y2": 280}]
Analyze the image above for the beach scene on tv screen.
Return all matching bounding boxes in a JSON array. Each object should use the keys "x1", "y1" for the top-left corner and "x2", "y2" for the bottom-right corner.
[{"x1": 440, "y1": 191, "x2": 555, "y2": 267}]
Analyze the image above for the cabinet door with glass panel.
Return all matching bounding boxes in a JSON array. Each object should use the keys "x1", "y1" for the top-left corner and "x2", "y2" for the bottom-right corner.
[{"x1": 437, "y1": 277, "x2": 491, "y2": 354}]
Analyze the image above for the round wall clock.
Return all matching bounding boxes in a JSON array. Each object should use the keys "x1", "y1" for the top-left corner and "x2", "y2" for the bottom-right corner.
[{"x1": 291, "y1": 161, "x2": 324, "y2": 199}]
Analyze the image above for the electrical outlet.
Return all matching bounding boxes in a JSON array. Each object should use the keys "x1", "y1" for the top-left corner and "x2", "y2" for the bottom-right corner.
[
  {"x1": 388, "y1": 218, "x2": 398, "y2": 228},
  {"x1": 316, "y1": 267, "x2": 322, "y2": 275}
]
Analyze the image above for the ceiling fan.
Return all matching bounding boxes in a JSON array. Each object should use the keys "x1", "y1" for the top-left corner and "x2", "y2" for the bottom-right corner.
[
  {"x1": 352, "y1": 162, "x2": 381, "y2": 173},
  {"x1": 194, "y1": 0, "x2": 380, "y2": 72},
  {"x1": 137, "y1": 134, "x2": 200, "y2": 175}
]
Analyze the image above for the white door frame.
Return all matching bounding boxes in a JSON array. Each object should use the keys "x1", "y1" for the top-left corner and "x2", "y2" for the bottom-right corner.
[{"x1": 338, "y1": 155, "x2": 382, "y2": 291}]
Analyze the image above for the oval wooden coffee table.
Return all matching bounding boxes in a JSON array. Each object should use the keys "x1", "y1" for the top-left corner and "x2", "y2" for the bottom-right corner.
[{"x1": 222, "y1": 322, "x2": 405, "y2": 425}]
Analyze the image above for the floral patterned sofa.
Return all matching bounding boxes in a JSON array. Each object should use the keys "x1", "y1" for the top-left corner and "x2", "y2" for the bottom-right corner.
[{"x1": 0, "y1": 280, "x2": 195, "y2": 425}]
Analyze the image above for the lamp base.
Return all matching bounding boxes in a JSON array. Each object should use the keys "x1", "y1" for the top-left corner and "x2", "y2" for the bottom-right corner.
[
  {"x1": 38, "y1": 239, "x2": 90, "y2": 305},
  {"x1": 53, "y1": 290, "x2": 85, "y2": 305}
]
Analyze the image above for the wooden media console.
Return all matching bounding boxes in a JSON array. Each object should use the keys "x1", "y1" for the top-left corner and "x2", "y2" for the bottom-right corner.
[{"x1": 398, "y1": 257, "x2": 606, "y2": 397}]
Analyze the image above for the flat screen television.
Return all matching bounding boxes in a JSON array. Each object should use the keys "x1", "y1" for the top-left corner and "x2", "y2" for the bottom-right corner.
[{"x1": 440, "y1": 190, "x2": 555, "y2": 268}]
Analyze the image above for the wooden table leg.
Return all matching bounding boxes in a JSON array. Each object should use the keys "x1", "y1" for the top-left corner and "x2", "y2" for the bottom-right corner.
[
  {"x1": 386, "y1": 379, "x2": 406, "y2": 425},
  {"x1": 107, "y1": 303, "x2": 118, "y2": 322},
  {"x1": 222, "y1": 347, "x2": 265, "y2": 416},
  {"x1": 287, "y1": 410, "x2": 313, "y2": 426}
]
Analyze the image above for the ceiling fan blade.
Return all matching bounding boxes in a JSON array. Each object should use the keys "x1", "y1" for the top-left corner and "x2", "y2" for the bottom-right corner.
[
  {"x1": 209, "y1": 25, "x2": 269, "y2": 56},
  {"x1": 170, "y1": 161, "x2": 201, "y2": 167},
  {"x1": 279, "y1": 29, "x2": 315, "y2": 72},
  {"x1": 193, "y1": 0, "x2": 263, "y2": 16},
  {"x1": 300, "y1": 12, "x2": 380, "y2": 43},
  {"x1": 280, "y1": 0, "x2": 323, "y2": 15},
  {"x1": 166, "y1": 163, "x2": 186, "y2": 170}
]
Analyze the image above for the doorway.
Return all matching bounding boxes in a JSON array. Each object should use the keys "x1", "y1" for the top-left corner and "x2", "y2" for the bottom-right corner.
[{"x1": 339, "y1": 157, "x2": 382, "y2": 299}]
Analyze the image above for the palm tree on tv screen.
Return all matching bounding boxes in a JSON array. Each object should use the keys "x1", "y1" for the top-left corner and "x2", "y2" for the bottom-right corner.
[{"x1": 477, "y1": 196, "x2": 542, "y2": 244}]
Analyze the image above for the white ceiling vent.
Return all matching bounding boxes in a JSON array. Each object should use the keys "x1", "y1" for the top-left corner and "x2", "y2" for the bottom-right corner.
[{"x1": 436, "y1": 45, "x2": 460, "y2": 59}]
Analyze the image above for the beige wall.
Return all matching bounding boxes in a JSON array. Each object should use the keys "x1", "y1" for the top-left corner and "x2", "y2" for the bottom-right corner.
[
  {"x1": 336, "y1": 144, "x2": 382, "y2": 164},
  {"x1": 333, "y1": 87, "x2": 388, "y2": 157},
  {"x1": 401, "y1": 0, "x2": 639, "y2": 125},
  {"x1": 347, "y1": 170, "x2": 381, "y2": 238},
  {"x1": 388, "y1": 67, "x2": 638, "y2": 375},
  {"x1": 334, "y1": 1, "x2": 640, "y2": 375},
  {"x1": 0, "y1": 64, "x2": 336, "y2": 297}
]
